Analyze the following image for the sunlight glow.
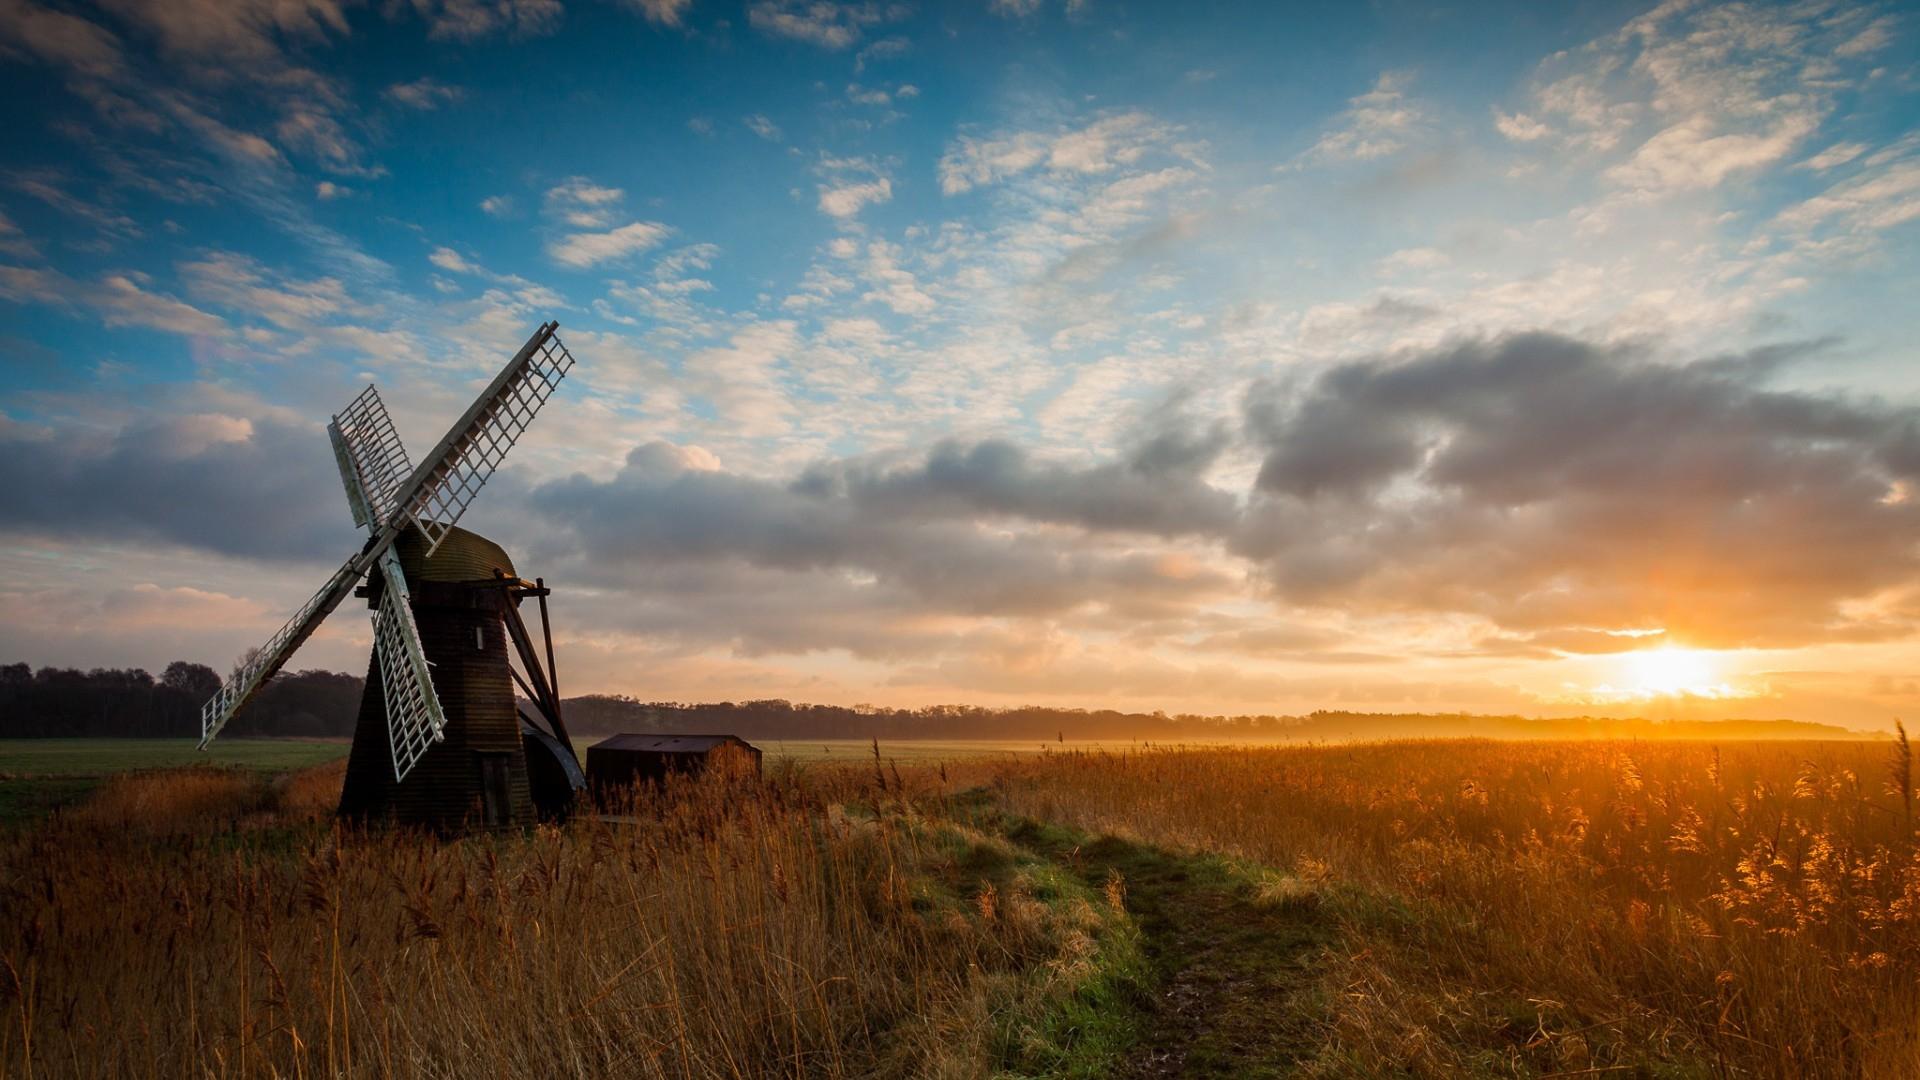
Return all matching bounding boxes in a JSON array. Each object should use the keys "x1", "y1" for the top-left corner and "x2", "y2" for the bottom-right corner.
[{"x1": 1624, "y1": 646, "x2": 1720, "y2": 696}]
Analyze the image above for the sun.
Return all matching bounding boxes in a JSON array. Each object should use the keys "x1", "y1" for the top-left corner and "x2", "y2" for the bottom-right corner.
[{"x1": 1621, "y1": 646, "x2": 1724, "y2": 698}]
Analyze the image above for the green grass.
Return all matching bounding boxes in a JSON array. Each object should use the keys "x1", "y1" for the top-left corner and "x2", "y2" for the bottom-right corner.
[
  {"x1": 941, "y1": 791, "x2": 1337, "y2": 1079},
  {"x1": 0, "y1": 738, "x2": 348, "y2": 824},
  {"x1": 0, "y1": 737, "x2": 347, "y2": 775}
]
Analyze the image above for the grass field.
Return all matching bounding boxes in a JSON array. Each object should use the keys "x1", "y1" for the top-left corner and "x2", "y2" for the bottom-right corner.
[
  {"x1": 0, "y1": 738, "x2": 349, "y2": 823},
  {"x1": 3, "y1": 736, "x2": 1915, "y2": 1077},
  {"x1": 0, "y1": 738, "x2": 1131, "y2": 823}
]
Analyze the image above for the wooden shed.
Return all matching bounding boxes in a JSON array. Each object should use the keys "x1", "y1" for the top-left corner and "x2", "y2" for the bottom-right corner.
[{"x1": 586, "y1": 733, "x2": 761, "y2": 802}]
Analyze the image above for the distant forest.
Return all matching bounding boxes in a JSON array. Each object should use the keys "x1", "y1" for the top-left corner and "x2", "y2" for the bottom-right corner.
[{"x1": 0, "y1": 661, "x2": 1877, "y2": 742}]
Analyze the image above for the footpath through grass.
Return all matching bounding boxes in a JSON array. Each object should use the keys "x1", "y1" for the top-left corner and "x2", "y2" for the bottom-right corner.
[{"x1": 953, "y1": 792, "x2": 1337, "y2": 1079}]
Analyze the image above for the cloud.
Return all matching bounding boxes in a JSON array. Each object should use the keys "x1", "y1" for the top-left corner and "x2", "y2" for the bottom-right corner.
[
  {"x1": 1774, "y1": 155, "x2": 1920, "y2": 237},
  {"x1": 527, "y1": 437, "x2": 1236, "y2": 630},
  {"x1": 314, "y1": 180, "x2": 348, "y2": 199},
  {"x1": 65, "y1": 272, "x2": 227, "y2": 337},
  {"x1": 0, "y1": 0, "x2": 125, "y2": 78},
  {"x1": 1800, "y1": 143, "x2": 1869, "y2": 171},
  {"x1": 1301, "y1": 72, "x2": 1422, "y2": 163},
  {"x1": 1493, "y1": 110, "x2": 1550, "y2": 142},
  {"x1": 403, "y1": 0, "x2": 563, "y2": 41},
  {"x1": 178, "y1": 251, "x2": 352, "y2": 329},
  {"x1": 747, "y1": 1, "x2": 884, "y2": 49},
  {"x1": 853, "y1": 35, "x2": 908, "y2": 71},
  {"x1": 939, "y1": 111, "x2": 1175, "y2": 194},
  {"x1": 479, "y1": 194, "x2": 512, "y2": 216},
  {"x1": 1237, "y1": 332, "x2": 1920, "y2": 650},
  {"x1": 540, "y1": 177, "x2": 670, "y2": 267},
  {"x1": 428, "y1": 247, "x2": 476, "y2": 273},
  {"x1": 1377, "y1": 247, "x2": 1447, "y2": 274},
  {"x1": 1503, "y1": 1, "x2": 1883, "y2": 196},
  {"x1": 544, "y1": 177, "x2": 626, "y2": 228},
  {"x1": 624, "y1": 0, "x2": 691, "y2": 27},
  {"x1": 0, "y1": 411, "x2": 352, "y2": 560},
  {"x1": 817, "y1": 177, "x2": 891, "y2": 218},
  {"x1": 744, "y1": 113, "x2": 783, "y2": 141},
  {"x1": 1607, "y1": 112, "x2": 1818, "y2": 193},
  {"x1": 96, "y1": 0, "x2": 350, "y2": 66},
  {"x1": 548, "y1": 221, "x2": 671, "y2": 268},
  {"x1": 384, "y1": 77, "x2": 465, "y2": 110}
]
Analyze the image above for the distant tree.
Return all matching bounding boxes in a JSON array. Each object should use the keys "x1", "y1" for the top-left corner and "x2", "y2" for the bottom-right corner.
[{"x1": 160, "y1": 661, "x2": 221, "y2": 701}]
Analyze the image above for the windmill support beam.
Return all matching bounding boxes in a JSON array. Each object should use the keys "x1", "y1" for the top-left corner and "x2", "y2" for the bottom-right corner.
[{"x1": 497, "y1": 575, "x2": 572, "y2": 755}]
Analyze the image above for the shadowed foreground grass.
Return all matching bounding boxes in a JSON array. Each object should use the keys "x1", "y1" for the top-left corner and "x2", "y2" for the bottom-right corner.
[
  {"x1": 3, "y1": 737, "x2": 1916, "y2": 1078},
  {"x1": 0, "y1": 761, "x2": 1141, "y2": 1079}
]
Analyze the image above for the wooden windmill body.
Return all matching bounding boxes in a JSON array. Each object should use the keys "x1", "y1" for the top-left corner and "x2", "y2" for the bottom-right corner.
[{"x1": 199, "y1": 323, "x2": 585, "y2": 831}]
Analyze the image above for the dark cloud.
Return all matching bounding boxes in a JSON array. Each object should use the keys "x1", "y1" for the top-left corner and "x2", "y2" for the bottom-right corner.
[
  {"x1": 528, "y1": 439, "x2": 1235, "y2": 629},
  {"x1": 1237, "y1": 331, "x2": 1920, "y2": 648},
  {"x1": 794, "y1": 422, "x2": 1235, "y2": 539},
  {"x1": 0, "y1": 414, "x2": 356, "y2": 560}
]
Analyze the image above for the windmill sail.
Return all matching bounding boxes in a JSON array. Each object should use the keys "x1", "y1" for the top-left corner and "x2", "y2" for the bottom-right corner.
[
  {"x1": 369, "y1": 545, "x2": 445, "y2": 779},
  {"x1": 198, "y1": 556, "x2": 366, "y2": 747},
  {"x1": 401, "y1": 324, "x2": 574, "y2": 556},
  {"x1": 330, "y1": 386, "x2": 415, "y2": 529},
  {"x1": 332, "y1": 402, "x2": 449, "y2": 781},
  {"x1": 199, "y1": 322, "x2": 576, "y2": 751}
]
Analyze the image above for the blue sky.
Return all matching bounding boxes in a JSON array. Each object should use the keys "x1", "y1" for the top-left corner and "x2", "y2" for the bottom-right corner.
[{"x1": 2, "y1": 0, "x2": 1918, "y2": 725}]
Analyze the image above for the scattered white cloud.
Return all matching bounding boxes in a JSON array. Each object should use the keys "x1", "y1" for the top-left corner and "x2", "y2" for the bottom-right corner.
[
  {"x1": 747, "y1": 0, "x2": 884, "y2": 49},
  {"x1": 385, "y1": 77, "x2": 465, "y2": 110},
  {"x1": 990, "y1": 0, "x2": 1042, "y2": 16},
  {"x1": 549, "y1": 221, "x2": 671, "y2": 267},
  {"x1": 1301, "y1": 72, "x2": 1422, "y2": 163},
  {"x1": 940, "y1": 111, "x2": 1175, "y2": 194},
  {"x1": 818, "y1": 177, "x2": 892, "y2": 218},
  {"x1": 1377, "y1": 247, "x2": 1448, "y2": 274},
  {"x1": 479, "y1": 194, "x2": 513, "y2": 216},
  {"x1": 745, "y1": 113, "x2": 783, "y2": 141},
  {"x1": 1607, "y1": 113, "x2": 1818, "y2": 194},
  {"x1": 545, "y1": 177, "x2": 627, "y2": 227},
  {"x1": 1493, "y1": 109, "x2": 1550, "y2": 142},
  {"x1": 408, "y1": 0, "x2": 564, "y2": 41},
  {"x1": 853, "y1": 35, "x2": 909, "y2": 71},
  {"x1": 315, "y1": 180, "x2": 349, "y2": 200},
  {"x1": 626, "y1": 0, "x2": 692, "y2": 27},
  {"x1": 1801, "y1": 142, "x2": 1869, "y2": 171},
  {"x1": 429, "y1": 247, "x2": 477, "y2": 273}
]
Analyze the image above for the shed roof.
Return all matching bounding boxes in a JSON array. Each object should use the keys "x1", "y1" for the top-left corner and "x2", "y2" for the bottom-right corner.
[{"x1": 590, "y1": 733, "x2": 755, "y2": 754}]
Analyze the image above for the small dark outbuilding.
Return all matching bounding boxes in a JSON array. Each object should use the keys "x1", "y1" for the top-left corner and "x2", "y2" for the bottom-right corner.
[{"x1": 586, "y1": 733, "x2": 762, "y2": 803}]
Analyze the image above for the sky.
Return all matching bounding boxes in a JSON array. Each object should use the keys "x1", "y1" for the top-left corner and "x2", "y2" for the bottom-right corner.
[{"x1": 0, "y1": 0, "x2": 1917, "y2": 728}]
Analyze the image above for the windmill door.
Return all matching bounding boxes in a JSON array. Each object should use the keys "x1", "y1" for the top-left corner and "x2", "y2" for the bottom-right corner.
[{"x1": 476, "y1": 752, "x2": 512, "y2": 827}]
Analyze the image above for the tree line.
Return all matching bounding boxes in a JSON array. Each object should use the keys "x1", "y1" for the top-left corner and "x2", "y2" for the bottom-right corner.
[
  {"x1": 0, "y1": 661, "x2": 1870, "y2": 742},
  {"x1": 0, "y1": 663, "x2": 361, "y2": 739}
]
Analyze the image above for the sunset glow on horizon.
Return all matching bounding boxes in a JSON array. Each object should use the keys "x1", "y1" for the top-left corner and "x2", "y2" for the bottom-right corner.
[{"x1": 0, "y1": 0, "x2": 1916, "y2": 730}]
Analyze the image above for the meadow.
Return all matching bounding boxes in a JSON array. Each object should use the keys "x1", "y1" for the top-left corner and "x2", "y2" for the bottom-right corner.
[{"x1": 0, "y1": 735, "x2": 1914, "y2": 1078}]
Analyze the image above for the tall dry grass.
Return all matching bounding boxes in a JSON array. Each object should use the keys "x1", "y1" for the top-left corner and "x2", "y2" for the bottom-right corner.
[
  {"x1": 0, "y1": 761, "x2": 1113, "y2": 1079},
  {"x1": 990, "y1": 737, "x2": 1920, "y2": 1077}
]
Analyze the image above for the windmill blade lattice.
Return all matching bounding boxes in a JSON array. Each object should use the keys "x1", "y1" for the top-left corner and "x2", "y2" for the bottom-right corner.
[
  {"x1": 331, "y1": 386, "x2": 415, "y2": 530},
  {"x1": 370, "y1": 545, "x2": 447, "y2": 780},
  {"x1": 198, "y1": 556, "x2": 365, "y2": 747},
  {"x1": 405, "y1": 328, "x2": 574, "y2": 556}
]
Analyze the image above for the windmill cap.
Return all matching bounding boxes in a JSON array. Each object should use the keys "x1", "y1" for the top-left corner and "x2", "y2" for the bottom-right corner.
[{"x1": 393, "y1": 523, "x2": 516, "y2": 583}]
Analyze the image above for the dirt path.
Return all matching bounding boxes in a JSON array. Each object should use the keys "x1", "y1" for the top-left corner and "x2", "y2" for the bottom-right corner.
[{"x1": 1002, "y1": 818, "x2": 1335, "y2": 1078}]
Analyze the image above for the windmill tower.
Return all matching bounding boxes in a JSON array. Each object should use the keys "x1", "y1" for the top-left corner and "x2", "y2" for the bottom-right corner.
[{"x1": 199, "y1": 322, "x2": 585, "y2": 830}]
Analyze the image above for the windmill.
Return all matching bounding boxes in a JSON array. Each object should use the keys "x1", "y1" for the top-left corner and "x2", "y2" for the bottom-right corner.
[{"x1": 199, "y1": 322, "x2": 586, "y2": 829}]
